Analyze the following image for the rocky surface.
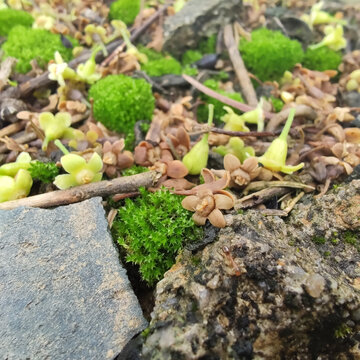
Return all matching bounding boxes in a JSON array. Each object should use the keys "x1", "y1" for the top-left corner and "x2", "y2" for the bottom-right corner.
[
  {"x1": 141, "y1": 180, "x2": 360, "y2": 359},
  {"x1": 163, "y1": 0, "x2": 242, "y2": 57},
  {"x1": 0, "y1": 198, "x2": 147, "y2": 360}
]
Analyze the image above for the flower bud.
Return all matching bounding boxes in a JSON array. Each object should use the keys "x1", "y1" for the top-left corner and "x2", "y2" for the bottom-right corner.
[
  {"x1": 258, "y1": 108, "x2": 304, "y2": 174},
  {"x1": 183, "y1": 104, "x2": 214, "y2": 175}
]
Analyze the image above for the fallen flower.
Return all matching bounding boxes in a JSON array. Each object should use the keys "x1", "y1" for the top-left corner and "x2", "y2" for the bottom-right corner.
[
  {"x1": 182, "y1": 188, "x2": 234, "y2": 228},
  {"x1": 224, "y1": 153, "x2": 261, "y2": 187},
  {"x1": 53, "y1": 140, "x2": 103, "y2": 189}
]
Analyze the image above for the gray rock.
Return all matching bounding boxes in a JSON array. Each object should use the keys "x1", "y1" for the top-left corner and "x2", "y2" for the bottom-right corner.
[
  {"x1": 0, "y1": 198, "x2": 147, "y2": 360},
  {"x1": 142, "y1": 181, "x2": 360, "y2": 359},
  {"x1": 163, "y1": 0, "x2": 242, "y2": 57}
]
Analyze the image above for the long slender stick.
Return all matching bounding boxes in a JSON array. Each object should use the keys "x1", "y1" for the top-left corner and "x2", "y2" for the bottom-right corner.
[
  {"x1": 183, "y1": 74, "x2": 275, "y2": 119},
  {"x1": 265, "y1": 105, "x2": 317, "y2": 131},
  {"x1": 0, "y1": 171, "x2": 161, "y2": 210},
  {"x1": 223, "y1": 25, "x2": 258, "y2": 107},
  {"x1": 0, "y1": 122, "x2": 25, "y2": 138}
]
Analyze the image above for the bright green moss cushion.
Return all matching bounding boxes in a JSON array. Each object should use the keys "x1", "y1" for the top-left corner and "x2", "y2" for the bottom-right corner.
[{"x1": 2, "y1": 26, "x2": 75, "y2": 73}]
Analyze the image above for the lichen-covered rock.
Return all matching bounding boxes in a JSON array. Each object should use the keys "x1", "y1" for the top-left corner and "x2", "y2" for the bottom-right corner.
[
  {"x1": 163, "y1": 0, "x2": 242, "y2": 57},
  {"x1": 142, "y1": 180, "x2": 360, "y2": 359}
]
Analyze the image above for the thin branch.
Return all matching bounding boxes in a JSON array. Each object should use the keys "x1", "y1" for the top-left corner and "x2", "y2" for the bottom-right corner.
[
  {"x1": 242, "y1": 180, "x2": 315, "y2": 195},
  {"x1": 0, "y1": 171, "x2": 161, "y2": 210},
  {"x1": 0, "y1": 57, "x2": 17, "y2": 91},
  {"x1": 0, "y1": 132, "x2": 36, "y2": 153},
  {"x1": 183, "y1": 74, "x2": 275, "y2": 119},
  {"x1": 0, "y1": 122, "x2": 25, "y2": 138},
  {"x1": 265, "y1": 105, "x2": 317, "y2": 131},
  {"x1": 210, "y1": 127, "x2": 278, "y2": 137},
  {"x1": 235, "y1": 187, "x2": 291, "y2": 209},
  {"x1": 223, "y1": 25, "x2": 258, "y2": 107}
]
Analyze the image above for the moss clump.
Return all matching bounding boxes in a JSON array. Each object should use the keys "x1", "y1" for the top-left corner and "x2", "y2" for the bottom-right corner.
[
  {"x1": 303, "y1": 47, "x2": 342, "y2": 71},
  {"x1": 312, "y1": 236, "x2": 326, "y2": 245},
  {"x1": 0, "y1": 9, "x2": 33, "y2": 36},
  {"x1": 269, "y1": 96, "x2": 284, "y2": 112},
  {"x1": 109, "y1": 0, "x2": 140, "y2": 25},
  {"x1": 114, "y1": 187, "x2": 203, "y2": 285},
  {"x1": 343, "y1": 231, "x2": 359, "y2": 251},
  {"x1": 239, "y1": 28, "x2": 304, "y2": 81},
  {"x1": 2, "y1": 26, "x2": 75, "y2": 73},
  {"x1": 182, "y1": 50, "x2": 203, "y2": 66},
  {"x1": 199, "y1": 34, "x2": 217, "y2": 54},
  {"x1": 28, "y1": 161, "x2": 59, "y2": 184},
  {"x1": 197, "y1": 79, "x2": 244, "y2": 124},
  {"x1": 121, "y1": 165, "x2": 149, "y2": 176},
  {"x1": 142, "y1": 56, "x2": 182, "y2": 76},
  {"x1": 89, "y1": 74, "x2": 154, "y2": 135},
  {"x1": 137, "y1": 46, "x2": 183, "y2": 76}
]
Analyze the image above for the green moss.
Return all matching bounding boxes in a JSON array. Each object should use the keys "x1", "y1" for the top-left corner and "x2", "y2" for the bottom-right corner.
[
  {"x1": 88, "y1": 74, "x2": 155, "y2": 135},
  {"x1": 191, "y1": 255, "x2": 201, "y2": 266},
  {"x1": 269, "y1": 96, "x2": 284, "y2": 112},
  {"x1": 121, "y1": 165, "x2": 149, "y2": 176},
  {"x1": 114, "y1": 187, "x2": 203, "y2": 285},
  {"x1": 109, "y1": 0, "x2": 140, "y2": 25},
  {"x1": 28, "y1": 161, "x2": 59, "y2": 184},
  {"x1": 303, "y1": 47, "x2": 342, "y2": 71},
  {"x1": 197, "y1": 79, "x2": 244, "y2": 124},
  {"x1": 2, "y1": 26, "x2": 75, "y2": 73},
  {"x1": 137, "y1": 46, "x2": 183, "y2": 76},
  {"x1": 334, "y1": 323, "x2": 352, "y2": 339},
  {"x1": 142, "y1": 56, "x2": 182, "y2": 76},
  {"x1": 312, "y1": 236, "x2": 326, "y2": 245},
  {"x1": 0, "y1": 9, "x2": 33, "y2": 36},
  {"x1": 199, "y1": 35, "x2": 217, "y2": 54},
  {"x1": 343, "y1": 231, "x2": 359, "y2": 250},
  {"x1": 239, "y1": 28, "x2": 304, "y2": 81},
  {"x1": 182, "y1": 50, "x2": 203, "y2": 66}
]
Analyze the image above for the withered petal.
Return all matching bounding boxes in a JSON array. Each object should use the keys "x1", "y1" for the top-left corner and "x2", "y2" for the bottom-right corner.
[
  {"x1": 214, "y1": 193, "x2": 234, "y2": 210},
  {"x1": 192, "y1": 212, "x2": 207, "y2": 226},
  {"x1": 177, "y1": 126, "x2": 190, "y2": 150},
  {"x1": 224, "y1": 153, "x2": 241, "y2": 172},
  {"x1": 182, "y1": 195, "x2": 199, "y2": 211},
  {"x1": 208, "y1": 209, "x2": 226, "y2": 228},
  {"x1": 201, "y1": 168, "x2": 216, "y2": 184},
  {"x1": 167, "y1": 160, "x2": 189, "y2": 179}
]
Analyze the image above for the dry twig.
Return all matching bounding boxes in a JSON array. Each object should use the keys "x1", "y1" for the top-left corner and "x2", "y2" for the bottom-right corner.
[
  {"x1": 0, "y1": 171, "x2": 161, "y2": 210},
  {"x1": 0, "y1": 57, "x2": 17, "y2": 91},
  {"x1": 265, "y1": 105, "x2": 317, "y2": 131},
  {"x1": 183, "y1": 74, "x2": 275, "y2": 119},
  {"x1": 223, "y1": 25, "x2": 258, "y2": 107}
]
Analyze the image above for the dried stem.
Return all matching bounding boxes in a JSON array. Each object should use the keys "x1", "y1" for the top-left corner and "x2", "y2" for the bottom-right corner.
[
  {"x1": 223, "y1": 25, "x2": 258, "y2": 107},
  {"x1": 183, "y1": 74, "x2": 275, "y2": 119},
  {"x1": 0, "y1": 122, "x2": 25, "y2": 138},
  {"x1": 0, "y1": 132, "x2": 36, "y2": 153},
  {"x1": 0, "y1": 57, "x2": 17, "y2": 91},
  {"x1": 265, "y1": 105, "x2": 317, "y2": 131},
  {"x1": 0, "y1": 171, "x2": 161, "y2": 210}
]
